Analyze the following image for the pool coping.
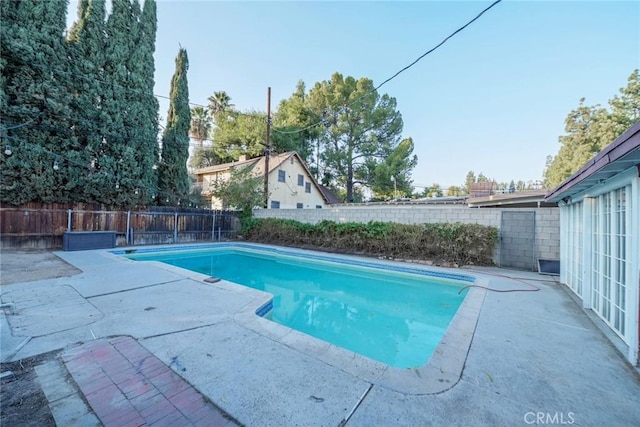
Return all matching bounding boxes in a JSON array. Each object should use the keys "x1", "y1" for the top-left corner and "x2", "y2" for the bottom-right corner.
[{"x1": 112, "y1": 242, "x2": 488, "y2": 395}]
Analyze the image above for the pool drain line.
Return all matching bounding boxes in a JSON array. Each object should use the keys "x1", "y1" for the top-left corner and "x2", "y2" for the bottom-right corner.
[{"x1": 339, "y1": 383, "x2": 373, "y2": 427}]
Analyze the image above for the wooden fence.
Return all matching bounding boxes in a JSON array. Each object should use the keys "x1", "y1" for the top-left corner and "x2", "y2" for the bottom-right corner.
[{"x1": 0, "y1": 203, "x2": 240, "y2": 249}]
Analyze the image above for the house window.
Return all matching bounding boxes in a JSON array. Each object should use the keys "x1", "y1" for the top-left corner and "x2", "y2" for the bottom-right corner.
[
  {"x1": 270, "y1": 201, "x2": 280, "y2": 209},
  {"x1": 590, "y1": 186, "x2": 630, "y2": 341},
  {"x1": 278, "y1": 170, "x2": 286, "y2": 182},
  {"x1": 297, "y1": 174, "x2": 304, "y2": 186},
  {"x1": 316, "y1": 205, "x2": 322, "y2": 209},
  {"x1": 566, "y1": 201, "x2": 583, "y2": 296},
  {"x1": 305, "y1": 182, "x2": 311, "y2": 193},
  {"x1": 296, "y1": 203, "x2": 303, "y2": 209}
]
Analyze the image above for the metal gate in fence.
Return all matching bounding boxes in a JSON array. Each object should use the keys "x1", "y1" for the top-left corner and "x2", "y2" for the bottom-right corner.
[{"x1": 500, "y1": 211, "x2": 536, "y2": 271}]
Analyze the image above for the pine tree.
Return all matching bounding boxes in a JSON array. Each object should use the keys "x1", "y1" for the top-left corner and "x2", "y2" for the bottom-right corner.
[
  {"x1": 544, "y1": 70, "x2": 640, "y2": 188},
  {"x1": 1, "y1": 0, "x2": 81, "y2": 205},
  {"x1": 306, "y1": 73, "x2": 406, "y2": 202},
  {"x1": 157, "y1": 49, "x2": 191, "y2": 205}
]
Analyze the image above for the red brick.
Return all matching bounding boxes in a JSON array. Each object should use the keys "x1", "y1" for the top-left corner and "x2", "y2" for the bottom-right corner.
[
  {"x1": 149, "y1": 411, "x2": 190, "y2": 427},
  {"x1": 182, "y1": 403, "x2": 219, "y2": 423},
  {"x1": 136, "y1": 355, "x2": 166, "y2": 372},
  {"x1": 85, "y1": 386, "x2": 127, "y2": 418},
  {"x1": 66, "y1": 355, "x2": 100, "y2": 372},
  {"x1": 138, "y1": 359, "x2": 166, "y2": 378},
  {"x1": 90, "y1": 345, "x2": 120, "y2": 361},
  {"x1": 177, "y1": 397, "x2": 208, "y2": 420},
  {"x1": 146, "y1": 370, "x2": 174, "y2": 386},
  {"x1": 111, "y1": 338, "x2": 148, "y2": 355},
  {"x1": 191, "y1": 407, "x2": 231, "y2": 427},
  {"x1": 90, "y1": 397, "x2": 130, "y2": 421},
  {"x1": 80, "y1": 375, "x2": 114, "y2": 395},
  {"x1": 65, "y1": 341, "x2": 103, "y2": 360},
  {"x1": 130, "y1": 390, "x2": 165, "y2": 412},
  {"x1": 109, "y1": 336, "x2": 133, "y2": 345},
  {"x1": 147, "y1": 370, "x2": 187, "y2": 391},
  {"x1": 119, "y1": 345, "x2": 151, "y2": 361},
  {"x1": 101, "y1": 404, "x2": 140, "y2": 426},
  {"x1": 168, "y1": 387, "x2": 200, "y2": 407},
  {"x1": 117, "y1": 346, "x2": 149, "y2": 361},
  {"x1": 110, "y1": 367, "x2": 140, "y2": 385},
  {"x1": 121, "y1": 379, "x2": 154, "y2": 399},
  {"x1": 119, "y1": 416, "x2": 146, "y2": 427},
  {"x1": 100, "y1": 355, "x2": 133, "y2": 374},
  {"x1": 69, "y1": 367, "x2": 106, "y2": 386},
  {"x1": 139, "y1": 398, "x2": 176, "y2": 422},
  {"x1": 158, "y1": 377, "x2": 191, "y2": 399},
  {"x1": 85, "y1": 383, "x2": 122, "y2": 403}
]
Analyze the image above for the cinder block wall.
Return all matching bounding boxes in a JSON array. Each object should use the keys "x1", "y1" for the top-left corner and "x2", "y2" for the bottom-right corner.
[
  {"x1": 253, "y1": 205, "x2": 560, "y2": 265},
  {"x1": 534, "y1": 208, "x2": 560, "y2": 261}
]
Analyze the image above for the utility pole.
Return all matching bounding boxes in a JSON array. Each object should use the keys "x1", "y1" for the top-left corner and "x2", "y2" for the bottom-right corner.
[
  {"x1": 263, "y1": 87, "x2": 271, "y2": 208},
  {"x1": 391, "y1": 175, "x2": 397, "y2": 200}
]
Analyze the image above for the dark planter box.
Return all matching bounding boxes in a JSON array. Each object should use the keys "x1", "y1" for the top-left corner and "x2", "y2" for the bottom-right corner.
[
  {"x1": 63, "y1": 231, "x2": 117, "y2": 251},
  {"x1": 538, "y1": 259, "x2": 560, "y2": 276}
]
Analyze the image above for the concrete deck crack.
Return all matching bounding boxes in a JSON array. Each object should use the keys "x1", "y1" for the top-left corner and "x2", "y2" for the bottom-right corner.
[
  {"x1": 85, "y1": 279, "x2": 184, "y2": 299},
  {"x1": 138, "y1": 320, "x2": 230, "y2": 341}
]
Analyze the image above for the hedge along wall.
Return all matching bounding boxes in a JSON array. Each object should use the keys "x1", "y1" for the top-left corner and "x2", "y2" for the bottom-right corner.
[
  {"x1": 244, "y1": 218, "x2": 498, "y2": 266},
  {"x1": 252, "y1": 205, "x2": 560, "y2": 265}
]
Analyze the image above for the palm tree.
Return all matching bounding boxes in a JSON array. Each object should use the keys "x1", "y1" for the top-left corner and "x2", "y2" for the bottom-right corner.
[
  {"x1": 208, "y1": 91, "x2": 233, "y2": 117},
  {"x1": 189, "y1": 106, "x2": 211, "y2": 148}
]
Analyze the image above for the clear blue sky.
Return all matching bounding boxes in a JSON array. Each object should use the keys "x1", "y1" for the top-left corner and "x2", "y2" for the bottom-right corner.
[{"x1": 67, "y1": 0, "x2": 640, "y2": 190}]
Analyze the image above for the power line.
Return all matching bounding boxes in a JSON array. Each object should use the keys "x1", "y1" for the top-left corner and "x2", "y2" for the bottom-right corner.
[
  {"x1": 5, "y1": 1, "x2": 502, "y2": 141},
  {"x1": 2, "y1": 0, "x2": 502, "y2": 184},
  {"x1": 374, "y1": 0, "x2": 502, "y2": 92},
  {"x1": 272, "y1": 0, "x2": 502, "y2": 136}
]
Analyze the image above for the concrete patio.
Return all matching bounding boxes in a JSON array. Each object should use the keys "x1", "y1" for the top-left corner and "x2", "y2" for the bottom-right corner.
[{"x1": 1, "y1": 245, "x2": 639, "y2": 426}]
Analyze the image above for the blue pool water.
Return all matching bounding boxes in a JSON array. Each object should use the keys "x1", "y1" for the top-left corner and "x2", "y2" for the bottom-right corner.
[{"x1": 124, "y1": 246, "x2": 470, "y2": 368}]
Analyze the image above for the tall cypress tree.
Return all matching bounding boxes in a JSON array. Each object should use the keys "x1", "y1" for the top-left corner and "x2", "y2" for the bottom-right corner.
[
  {"x1": 127, "y1": 0, "x2": 159, "y2": 206},
  {"x1": 1, "y1": 0, "x2": 82, "y2": 205},
  {"x1": 68, "y1": 0, "x2": 109, "y2": 204},
  {"x1": 99, "y1": 0, "x2": 159, "y2": 207},
  {"x1": 1, "y1": 0, "x2": 159, "y2": 207},
  {"x1": 0, "y1": 1, "x2": 16, "y2": 116},
  {"x1": 100, "y1": 0, "x2": 134, "y2": 206},
  {"x1": 157, "y1": 48, "x2": 191, "y2": 205}
]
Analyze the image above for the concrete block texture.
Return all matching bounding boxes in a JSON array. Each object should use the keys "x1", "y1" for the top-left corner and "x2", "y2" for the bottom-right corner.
[{"x1": 253, "y1": 205, "x2": 560, "y2": 263}]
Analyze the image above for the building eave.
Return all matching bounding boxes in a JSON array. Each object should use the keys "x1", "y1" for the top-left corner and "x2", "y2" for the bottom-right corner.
[
  {"x1": 468, "y1": 189, "x2": 556, "y2": 207},
  {"x1": 545, "y1": 121, "x2": 640, "y2": 203}
]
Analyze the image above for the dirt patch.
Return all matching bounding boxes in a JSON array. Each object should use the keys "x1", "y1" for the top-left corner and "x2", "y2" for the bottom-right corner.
[
  {"x1": 0, "y1": 253, "x2": 83, "y2": 426},
  {"x1": 0, "y1": 351, "x2": 60, "y2": 427},
  {"x1": 0, "y1": 251, "x2": 81, "y2": 285}
]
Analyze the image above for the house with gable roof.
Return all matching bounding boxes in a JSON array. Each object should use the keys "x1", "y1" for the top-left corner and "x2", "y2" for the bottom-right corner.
[{"x1": 193, "y1": 151, "x2": 334, "y2": 209}]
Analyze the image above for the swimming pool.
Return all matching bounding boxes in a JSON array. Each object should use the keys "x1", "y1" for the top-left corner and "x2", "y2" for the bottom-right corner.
[{"x1": 122, "y1": 244, "x2": 474, "y2": 368}]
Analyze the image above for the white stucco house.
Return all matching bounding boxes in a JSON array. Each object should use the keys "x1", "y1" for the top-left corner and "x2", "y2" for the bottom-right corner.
[
  {"x1": 545, "y1": 121, "x2": 640, "y2": 367},
  {"x1": 193, "y1": 151, "x2": 334, "y2": 210}
]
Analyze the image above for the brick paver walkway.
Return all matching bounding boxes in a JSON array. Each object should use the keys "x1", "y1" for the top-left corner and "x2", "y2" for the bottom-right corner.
[{"x1": 62, "y1": 336, "x2": 238, "y2": 426}]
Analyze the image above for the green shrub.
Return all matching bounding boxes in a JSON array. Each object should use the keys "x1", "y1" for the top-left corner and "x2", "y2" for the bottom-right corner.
[{"x1": 243, "y1": 218, "x2": 498, "y2": 266}]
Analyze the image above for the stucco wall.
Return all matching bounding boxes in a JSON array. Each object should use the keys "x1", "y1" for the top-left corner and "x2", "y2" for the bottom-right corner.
[{"x1": 253, "y1": 205, "x2": 560, "y2": 265}]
